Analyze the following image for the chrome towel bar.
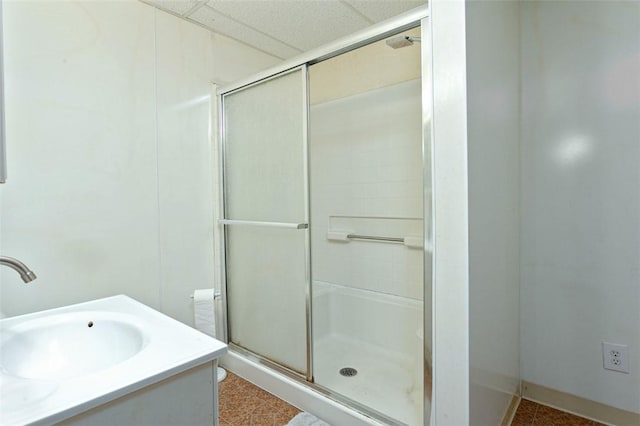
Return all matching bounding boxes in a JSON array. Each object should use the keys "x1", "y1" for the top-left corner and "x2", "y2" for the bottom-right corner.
[
  {"x1": 219, "y1": 219, "x2": 308, "y2": 229},
  {"x1": 346, "y1": 234, "x2": 404, "y2": 243},
  {"x1": 327, "y1": 231, "x2": 424, "y2": 249}
]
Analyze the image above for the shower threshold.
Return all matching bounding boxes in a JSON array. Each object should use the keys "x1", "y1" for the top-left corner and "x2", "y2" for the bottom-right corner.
[{"x1": 222, "y1": 344, "x2": 407, "y2": 426}]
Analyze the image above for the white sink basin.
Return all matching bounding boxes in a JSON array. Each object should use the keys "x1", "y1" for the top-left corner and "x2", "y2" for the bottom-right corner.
[
  {"x1": 0, "y1": 295, "x2": 227, "y2": 426},
  {"x1": 1, "y1": 311, "x2": 147, "y2": 380}
]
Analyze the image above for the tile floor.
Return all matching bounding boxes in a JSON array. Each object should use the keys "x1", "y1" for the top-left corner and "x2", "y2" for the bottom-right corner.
[
  {"x1": 512, "y1": 399, "x2": 605, "y2": 426},
  {"x1": 218, "y1": 372, "x2": 301, "y2": 426},
  {"x1": 220, "y1": 372, "x2": 602, "y2": 426}
]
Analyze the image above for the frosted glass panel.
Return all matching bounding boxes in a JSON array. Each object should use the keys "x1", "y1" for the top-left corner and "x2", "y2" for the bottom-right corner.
[
  {"x1": 226, "y1": 226, "x2": 307, "y2": 373},
  {"x1": 223, "y1": 70, "x2": 305, "y2": 223},
  {"x1": 222, "y1": 67, "x2": 308, "y2": 375}
]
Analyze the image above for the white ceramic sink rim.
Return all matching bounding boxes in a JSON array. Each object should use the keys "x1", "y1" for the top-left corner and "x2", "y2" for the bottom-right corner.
[
  {"x1": 2, "y1": 310, "x2": 148, "y2": 380},
  {"x1": 0, "y1": 295, "x2": 227, "y2": 426}
]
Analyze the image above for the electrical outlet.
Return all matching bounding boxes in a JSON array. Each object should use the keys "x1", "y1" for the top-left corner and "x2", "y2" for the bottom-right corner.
[{"x1": 602, "y1": 342, "x2": 629, "y2": 373}]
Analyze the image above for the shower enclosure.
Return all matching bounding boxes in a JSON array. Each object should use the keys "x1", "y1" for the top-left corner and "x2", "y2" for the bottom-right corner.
[{"x1": 216, "y1": 7, "x2": 430, "y2": 425}]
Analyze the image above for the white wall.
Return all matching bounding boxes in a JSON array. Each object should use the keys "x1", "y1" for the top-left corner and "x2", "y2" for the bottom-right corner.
[
  {"x1": 429, "y1": 0, "x2": 470, "y2": 424},
  {"x1": 466, "y1": 1, "x2": 521, "y2": 425},
  {"x1": 520, "y1": 0, "x2": 640, "y2": 413},
  {"x1": 430, "y1": 2, "x2": 522, "y2": 424},
  {"x1": 0, "y1": 0, "x2": 279, "y2": 324}
]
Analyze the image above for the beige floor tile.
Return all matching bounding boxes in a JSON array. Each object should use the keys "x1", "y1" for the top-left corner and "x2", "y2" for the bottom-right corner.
[{"x1": 219, "y1": 372, "x2": 300, "y2": 426}]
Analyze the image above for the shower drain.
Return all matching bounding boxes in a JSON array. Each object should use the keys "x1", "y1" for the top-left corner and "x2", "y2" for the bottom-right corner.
[{"x1": 339, "y1": 367, "x2": 358, "y2": 377}]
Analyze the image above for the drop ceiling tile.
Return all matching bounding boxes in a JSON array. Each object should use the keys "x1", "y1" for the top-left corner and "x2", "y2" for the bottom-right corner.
[
  {"x1": 143, "y1": 0, "x2": 203, "y2": 16},
  {"x1": 207, "y1": 0, "x2": 371, "y2": 52},
  {"x1": 345, "y1": 0, "x2": 425, "y2": 22},
  {"x1": 189, "y1": 5, "x2": 302, "y2": 58}
]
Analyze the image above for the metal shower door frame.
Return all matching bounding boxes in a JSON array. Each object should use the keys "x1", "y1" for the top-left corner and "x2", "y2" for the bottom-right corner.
[
  {"x1": 217, "y1": 65, "x2": 312, "y2": 381},
  {"x1": 215, "y1": 4, "x2": 431, "y2": 425}
]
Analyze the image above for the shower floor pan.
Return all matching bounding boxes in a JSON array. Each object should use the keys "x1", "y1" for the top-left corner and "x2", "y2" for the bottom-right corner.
[{"x1": 313, "y1": 333, "x2": 423, "y2": 426}]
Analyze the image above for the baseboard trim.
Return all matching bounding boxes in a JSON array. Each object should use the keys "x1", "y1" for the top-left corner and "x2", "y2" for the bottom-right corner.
[
  {"x1": 501, "y1": 394, "x2": 520, "y2": 426},
  {"x1": 522, "y1": 381, "x2": 640, "y2": 426}
]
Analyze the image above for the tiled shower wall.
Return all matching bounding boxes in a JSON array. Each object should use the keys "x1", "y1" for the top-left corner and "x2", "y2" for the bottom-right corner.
[{"x1": 309, "y1": 79, "x2": 424, "y2": 300}]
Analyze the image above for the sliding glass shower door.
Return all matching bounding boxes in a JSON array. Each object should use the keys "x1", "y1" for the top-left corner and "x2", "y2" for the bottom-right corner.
[
  {"x1": 217, "y1": 15, "x2": 431, "y2": 424},
  {"x1": 308, "y1": 28, "x2": 425, "y2": 425},
  {"x1": 221, "y1": 67, "x2": 310, "y2": 376}
]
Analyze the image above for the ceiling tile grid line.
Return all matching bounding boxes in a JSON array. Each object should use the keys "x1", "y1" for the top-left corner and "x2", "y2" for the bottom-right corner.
[
  {"x1": 205, "y1": 0, "x2": 372, "y2": 52},
  {"x1": 140, "y1": 0, "x2": 301, "y2": 59},
  {"x1": 184, "y1": 0, "x2": 208, "y2": 17},
  {"x1": 189, "y1": 5, "x2": 302, "y2": 59},
  {"x1": 345, "y1": 0, "x2": 425, "y2": 23},
  {"x1": 338, "y1": 0, "x2": 374, "y2": 25},
  {"x1": 139, "y1": 0, "x2": 426, "y2": 59},
  {"x1": 199, "y1": 3, "x2": 304, "y2": 52},
  {"x1": 142, "y1": 0, "x2": 201, "y2": 16}
]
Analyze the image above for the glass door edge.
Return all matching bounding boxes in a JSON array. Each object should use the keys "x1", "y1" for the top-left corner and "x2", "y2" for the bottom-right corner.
[{"x1": 301, "y1": 64, "x2": 313, "y2": 383}]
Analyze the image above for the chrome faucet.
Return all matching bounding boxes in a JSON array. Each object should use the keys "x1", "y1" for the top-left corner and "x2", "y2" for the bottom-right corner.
[{"x1": 0, "y1": 256, "x2": 37, "y2": 283}]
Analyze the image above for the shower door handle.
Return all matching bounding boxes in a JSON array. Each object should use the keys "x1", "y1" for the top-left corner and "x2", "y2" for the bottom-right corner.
[{"x1": 219, "y1": 219, "x2": 308, "y2": 229}]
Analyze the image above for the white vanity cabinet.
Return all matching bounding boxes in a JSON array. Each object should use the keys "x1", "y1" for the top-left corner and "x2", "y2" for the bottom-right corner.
[{"x1": 59, "y1": 362, "x2": 220, "y2": 426}]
